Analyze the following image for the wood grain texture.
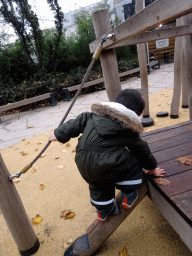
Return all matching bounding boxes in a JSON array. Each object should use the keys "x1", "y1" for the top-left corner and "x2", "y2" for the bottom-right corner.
[{"x1": 89, "y1": 0, "x2": 192, "y2": 52}]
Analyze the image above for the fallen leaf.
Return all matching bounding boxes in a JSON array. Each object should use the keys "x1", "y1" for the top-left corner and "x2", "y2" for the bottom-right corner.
[
  {"x1": 25, "y1": 141, "x2": 30, "y2": 145},
  {"x1": 60, "y1": 210, "x2": 75, "y2": 219},
  {"x1": 177, "y1": 156, "x2": 192, "y2": 165},
  {"x1": 72, "y1": 150, "x2": 76, "y2": 153},
  {"x1": 184, "y1": 159, "x2": 192, "y2": 166},
  {"x1": 119, "y1": 247, "x2": 128, "y2": 256},
  {"x1": 55, "y1": 156, "x2": 60, "y2": 159},
  {"x1": 37, "y1": 142, "x2": 42, "y2": 145},
  {"x1": 35, "y1": 149, "x2": 38, "y2": 152},
  {"x1": 40, "y1": 184, "x2": 45, "y2": 190},
  {"x1": 40, "y1": 153, "x2": 46, "y2": 158},
  {"x1": 13, "y1": 178, "x2": 21, "y2": 183},
  {"x1": 32, "y1": 214, "x2": 42, "y2": 224},
  {"x1": 31, "y1": 169, "x2": 36, "y2": 173},
  {"x1": 22, "y1": 139, "x2": 26, "y2": 141},
  {"x1": 20, "y1": 151, "x2": 28, "y2": 156},
  {"x1": 154, "y1": 178, "x2": 172, "y2": 186},
  {"x1": 66, "y1": 239, "x2": 73, "y2": 244},
  {"x1": 66, "y1": 143, "x2": 70, "y2": 147},
  {"x1": 28, "y1": 126, "x2": 35, "y2": 128},
  {"x1": 58, "y1": 165, "x2": 64, "y2": 170}
]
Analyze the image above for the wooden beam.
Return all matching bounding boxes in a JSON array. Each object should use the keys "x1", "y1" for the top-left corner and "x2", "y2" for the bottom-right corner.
[
  {"x1": 0, "y1": 154, "x2": 40, "y2": 255},
  {"x1": 105, "y1": 25, "x2": 192, "y2": 50},
  {"x1": 64, "y1": 181, "x2": 147, "y2": 256},
  {"x1": 147, "y1": 181, "x2": 192, "y2": 252},
  {"x1": 0, "y1": 93, "x2": 54, "y2": 113},
  {"x1": 136, "y1": 0, "x2": 150, "y2": 118},
  {"x1": 89, "y1": 0, "x2": 192, "y2": 53},
  {"x1": 92, "y1": 9, "x2": 121, "y2": 101}
]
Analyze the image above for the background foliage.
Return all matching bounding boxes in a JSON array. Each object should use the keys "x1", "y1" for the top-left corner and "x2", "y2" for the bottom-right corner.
[{"x1": 0, "y1": 0, "x2": 138, "y2": 107}]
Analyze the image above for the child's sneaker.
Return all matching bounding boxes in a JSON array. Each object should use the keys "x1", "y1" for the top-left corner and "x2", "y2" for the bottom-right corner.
[
  {"x1": 97, "y1": 202, "x2": 121, "y2": 222},
  {"x1": 122, "y1": 190, "x2": 138, "y2": 209},
  {"x1": 97, "y1": 204, "x2": 114, "y2": 222}
]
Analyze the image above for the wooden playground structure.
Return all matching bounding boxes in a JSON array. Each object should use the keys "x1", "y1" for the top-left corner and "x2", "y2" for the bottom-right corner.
[{"x1": 0, "y1": 0, "x2": 192, "y2": 255}]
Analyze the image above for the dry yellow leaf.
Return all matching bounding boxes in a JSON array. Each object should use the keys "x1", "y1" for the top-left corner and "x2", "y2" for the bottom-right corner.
[
  {"x1": 25, "y1": 141, "x2": 30, "y2": 145},
  {"x1": 22, "y1": 139, "x2": 26, "y2": 141},
  {"x1": 60, "y1": 210, "x2": 75, "y2": 219},
  {"x1": 55, "y1": 156, "x2": 60, "y2": 159},
  {"x1": 154, "y1": 178, "x2": 172, "y2": 186},
  {"x1": 13, "y1": 178, "x2": 21, "y2": 183},
  {"x1": 31, "y1": 169, "x2": 36, "y2": 173},
  {"x1": 20, "y1": 152, "x2": 28, "y2": 156},
  {"x1": 40, "y1": 184, "x2": 45, "y2": 190},
  {"x1": 65, "y1": 212, "x2": 75, "y2": 219},
  {"x1": 72, "y1": 149, "x2": 76, "y2": 153},
  {"x1": 35, "y1": 149, "x2": 38, "y2": 152},
  {"x1": 119, "y1": 247, "x2": 128, "y2": 256},
  {"x1": 32, "y1": 214, "x2": 42, "y2": 224},
  {"x1": 28, "y1": 126, "x2": 35, "y2": 128},
  {"x1": 37, "y1": 142, "x2": 42, "y2": 145},
  {"x1": 66, "y1": 143, "x2": 70, "y2": 147}
]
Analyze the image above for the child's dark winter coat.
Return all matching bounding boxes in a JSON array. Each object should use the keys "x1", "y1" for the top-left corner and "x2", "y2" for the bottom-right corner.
[{"x1": 54, "y1": 102, "x2": 157, "y2": 185}]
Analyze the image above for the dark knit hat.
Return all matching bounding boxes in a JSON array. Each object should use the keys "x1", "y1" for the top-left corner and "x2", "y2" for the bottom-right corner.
[{"x1": 114, "y1": 89, "x2": 145, "y2": 116}]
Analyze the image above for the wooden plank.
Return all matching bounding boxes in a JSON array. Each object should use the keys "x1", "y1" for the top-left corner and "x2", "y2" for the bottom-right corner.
[
  {"x1": 142, "y1": 123, "x2": 192, "y2": 144},
  {"x1": 151, "y1": 154, "x2": 192, "y2": 177},
  {"x1": 0, "y1": 93, "x2": 51, "y2": 112},
  {"x1": 89, "y1": 0, "x2": 192, "y2": 52},
  {"x1": 67, "y1": 182, "x2": 148, "y2": 256},
  {"x1": 153, "y1": 141, "x2": 192, "y2": 163},
  {"x1": 147, "y1": 181, "x2": 192, "y2": 251},
  {"x1": 105, "y1": 25, "x2": 192, "y2": 50},
  {"x1": 171, "y1": 190, "x2": 192, "y2": 220},
  {"x1": 148, "y1": 131, "x2": 192, "y2": 153},
  {"x1": 142, "y1": 120, "x2": 192, "y2": 139},
  {"x1": 152, "y1": 170, "x2": 192, "y2": 197},
  {"x1": 67, "y1": 60, "x2": 158, "y2": 92}
]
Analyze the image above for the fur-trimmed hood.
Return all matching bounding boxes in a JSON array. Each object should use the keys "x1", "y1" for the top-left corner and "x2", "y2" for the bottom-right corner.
[{"x1": 91, "y1": 102, "x2": 143, "y2": 135}]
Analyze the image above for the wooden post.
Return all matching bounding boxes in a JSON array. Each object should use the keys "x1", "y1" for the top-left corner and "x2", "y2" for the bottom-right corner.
[
  {"x1": 64, "y1": 181, "x2": 147, "y2": 256},
  {"x1": 0, "y1": 154, "x2": 40, "y2": 255},
  {"x1": 182, "y1": 13, "x2": 192, "y2": 119},
  {"x1": 92, "y1": 9, "x2": 121, "y2": 101},
  {"x1": 170, "y1": 17, "x2": 184, "y2": 118},
  {"x1": 136, "y1": 0, "x2": 150, "y2": 118},
  {"x1": 181, "y1": 48, "x2": 189, "y2": 108}
]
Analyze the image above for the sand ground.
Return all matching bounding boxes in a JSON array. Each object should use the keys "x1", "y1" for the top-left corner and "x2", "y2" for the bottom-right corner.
[{"x1": 0, "y1": 87, "x2": 192, "y2": 256}]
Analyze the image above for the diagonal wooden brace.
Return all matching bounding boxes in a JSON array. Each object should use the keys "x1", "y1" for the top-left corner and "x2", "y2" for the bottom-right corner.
[{"x1": 64, "y1": 179, "x2": 148, "y2": 256}]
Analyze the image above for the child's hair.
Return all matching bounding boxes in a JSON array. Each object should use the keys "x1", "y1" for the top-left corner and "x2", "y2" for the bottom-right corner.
[{"x1": 114, "y1": 89, "x2": 145, "y2": 116}]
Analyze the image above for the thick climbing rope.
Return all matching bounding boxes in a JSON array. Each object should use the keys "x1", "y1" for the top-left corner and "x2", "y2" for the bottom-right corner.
[{"x1": 8, "y1": 33, "x2": 115, "y2": 180}]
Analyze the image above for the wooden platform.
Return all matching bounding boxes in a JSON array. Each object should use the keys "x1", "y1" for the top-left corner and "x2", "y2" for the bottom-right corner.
[{"x1": 142, "y1": 120, "x2": 192, "y2": 252}]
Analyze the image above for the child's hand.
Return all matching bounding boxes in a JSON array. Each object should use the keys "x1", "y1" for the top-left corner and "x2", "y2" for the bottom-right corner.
[
  {"x1": 145, "y1": 167, "x2": 165, "y2": 177},
  {"x1": 49, "y1": 132, "x2": 58, "y2": 141}
]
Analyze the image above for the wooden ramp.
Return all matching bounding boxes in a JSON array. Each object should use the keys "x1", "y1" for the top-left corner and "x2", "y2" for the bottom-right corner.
[{"x1": 142, "y1": 120, "x2": 192, "y2": 252}]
